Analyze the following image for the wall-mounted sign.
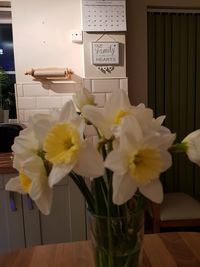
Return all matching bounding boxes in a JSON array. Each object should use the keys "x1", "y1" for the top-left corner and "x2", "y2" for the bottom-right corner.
[
  {"x1": 91, "y1": 42, "x2": 119, "y2": 65},
  {"x1": 82, "y1": 0, "x2": 126, "y2": 32}
]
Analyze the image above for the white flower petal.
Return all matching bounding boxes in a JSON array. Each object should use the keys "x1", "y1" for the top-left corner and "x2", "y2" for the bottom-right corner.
[
  {"x1": 149, "y1": 116, "x2": 171, "y2": 135},
  {"x1": 29, "y1": 181, "x2": 43, "y2": 200},
  {"x1": 5, "y1": 177, "x2": 25, "y2": 194},
  {"x1": 105, "y1": 150, "x2": 127, "y2": 175},
  {"x1": 59, "y1": 100, "x2": 78, "y2": 122},
  {"x1": 12, "y1": 128, "x2": 39, "y2": 155},
  {"x1": 23, "y1": 156, "x2": 46, "y2": 180},
  {"x1": 120, "y1": 116, "x2": 143, "y2": 148},
  {"x1": 183, "y1": 130, "x2": 200, "y2": 166},
  {"x1": 112, "y1": 173, "x2": 137, "y2": 205},
  {"x1": 183, "y1": 129, "x2": 200, "y2": 143},
  {"x1": 82, "y1": 105, "x2": 112, "y2": 139},
  {"x1": 35, "y1": 187, "x2": 53, "y2": 215},
  {"x1": 144, "y1": 133, "x2": 175, "y2": 150},
  {"x1": 160, "y1": 151, "x2": 172, "y2": 172},
  {"x1": 104, "y1": 89, "x2": 130, "y2": 118},
  {"x1": 155, "y1": 115, "x2": 166, "y2": 125},
  {"x1": 132, "y1": 105, "x2": 154, "y2": 131},
  {"x1": 71, "y1": 117, "x2": 85, "y2": 138},
  {"x1": 29, "y1": 113, "x2": 53, "y2": 125},
  {"x1": 32, "y1": 118, "x2": 54, "y2": 145},
  {"x1": 139, "y1": 179, "x2": 163, "y2": 203},
  {"x1": 73, "y1": 88, "x2": 95, "y2": 111},
  {"x1": 49, "y1": 162, "x2": 75, "y2": 187},
  {"x1": 13, "y1": 154, "x2": 25, "y2": 170},
  {"x1": 73, "y1": 141, "x2": 104, "y2": 178},
  {"x1": 187, "y1": 144, "x2": 200, "y2": 166}
]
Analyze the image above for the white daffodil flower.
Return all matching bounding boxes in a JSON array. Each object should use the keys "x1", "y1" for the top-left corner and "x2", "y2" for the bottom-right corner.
[
  {"x1": 73, "y1": 88, "x2": 95, "y2": 111},
  {"x1": 82, "y1": 89, "x2": 153, "y2": 139},
  {"x1": 5, "y1": 156, "x2": 53, "y2": 215},
  {"x1": 182, "y1": 129, "x2": 200, "y2": 167},
  {"x1": 11, "y1": 127, "x2": 41, "y2": 170},
  {"x1": 32, "y1": 100, "x2": 105, "y2": 187},
  {"x1": 12, "y1": 127, "x2": 39, "y2": 156},
  {"x1": 104, "y1": 117, "x2": 175, "y2": 205}
]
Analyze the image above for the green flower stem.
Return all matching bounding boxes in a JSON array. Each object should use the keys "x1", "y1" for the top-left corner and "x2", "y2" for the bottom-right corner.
[
  {"x1": 92, "y1": 178, "x2": 108, "y2": 216},
  {"x1": 69, "y1": 172, "x2": 95, "y2": 212},
  {"x1": 136, "y1": 193, "x2": 146, "y2": 211},
  {"x1": 106, "y1": 167, "x2": 114, "y2": 267},
  {"x1": 169, "y1": 142, "x2": 188, "y2": 154}
]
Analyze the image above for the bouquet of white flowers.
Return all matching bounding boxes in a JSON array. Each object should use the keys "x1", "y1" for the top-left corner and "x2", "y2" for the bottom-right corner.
[{"x1": 5, "y1": 88, "x2": 200, "y2": 267}]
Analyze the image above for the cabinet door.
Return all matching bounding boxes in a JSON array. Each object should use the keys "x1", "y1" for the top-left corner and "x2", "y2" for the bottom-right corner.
[
  {"x1": 22, "y1": 195, "x2": 41, "y2": 247},
  {"x1": 67, "y1": 177, "x2": 86, "y2": 242},
  {"x1": 23, "y1": 176, "x2": 86, "y2": 246},
  {"x1": 39, "y1": 176, "x2": 86, "y2": 244},
  {"x1": 0, "y1": 174, "x2": 25, "y2": 253}
]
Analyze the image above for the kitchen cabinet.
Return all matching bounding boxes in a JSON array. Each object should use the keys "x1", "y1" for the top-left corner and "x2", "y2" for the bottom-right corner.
[
  {"x1": 0, "y1": 172, "x2": 86, "y2": 254},
  {"x1": 0, "y1": 174, "x2": 24, "y2": 253}
]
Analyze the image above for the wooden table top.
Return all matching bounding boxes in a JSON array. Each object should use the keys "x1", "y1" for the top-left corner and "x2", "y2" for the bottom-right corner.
[
  {"x1": 0, "y1": 153, "x2": 16, "y2": 174},
  {"x1": 0, "y1": 232, "x2": 200, "y2": 267}
]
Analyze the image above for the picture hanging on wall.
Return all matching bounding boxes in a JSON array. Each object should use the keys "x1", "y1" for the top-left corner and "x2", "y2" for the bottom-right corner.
[{"x1": 91, "y1": 42, "x2": 119, "y2": 65}]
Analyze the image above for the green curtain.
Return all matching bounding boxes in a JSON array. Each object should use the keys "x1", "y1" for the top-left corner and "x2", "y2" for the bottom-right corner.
[{"x1": 147, "y1": 12, "x2": 200, "y2": 199}]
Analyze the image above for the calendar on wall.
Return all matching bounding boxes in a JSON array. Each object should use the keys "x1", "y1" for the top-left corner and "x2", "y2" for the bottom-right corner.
[{"x1": 82, "y1": 0, "x2": 126, "y2": 32}]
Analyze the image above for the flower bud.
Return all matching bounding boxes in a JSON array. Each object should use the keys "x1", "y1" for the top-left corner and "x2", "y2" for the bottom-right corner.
[
  {"x1": 73, "y1": 88, "x2": 95, "y2": 111},
  {"x1": 182, "y1": 129, "x2": 200, "y2": 167}
]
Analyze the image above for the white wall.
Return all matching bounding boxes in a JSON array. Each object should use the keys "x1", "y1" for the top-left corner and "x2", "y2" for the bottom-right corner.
[
  {"x1": 10, "y1": 0, "x2": 127, "y2": 124},
  {"x1": 127, "y1": 0, "x2": 200, "y2": 105},
  {"x1": 11, "y1": 0, "x2": 83, "y2": 83}
]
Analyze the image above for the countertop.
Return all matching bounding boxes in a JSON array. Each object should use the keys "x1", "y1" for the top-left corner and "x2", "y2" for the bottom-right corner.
[
  {"x1": 0, "y1": 153, "x2": 17, "y2": 174},
  {"x1": 0, "y1": 232, "x2": 200, "y2": 267}
]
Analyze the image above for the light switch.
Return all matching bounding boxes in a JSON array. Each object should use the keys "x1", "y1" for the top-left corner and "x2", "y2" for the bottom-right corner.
[{"x1": 71, "y1": 30, "x2": 83, "y2": 44}]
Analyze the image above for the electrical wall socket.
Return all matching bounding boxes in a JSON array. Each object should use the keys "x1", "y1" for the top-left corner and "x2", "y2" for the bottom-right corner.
[{"x1": 71, "y1": 30, "x2": 83, "y2": 43}]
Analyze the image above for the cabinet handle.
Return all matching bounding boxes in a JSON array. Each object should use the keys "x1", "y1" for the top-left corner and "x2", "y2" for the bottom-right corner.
[
  {"x1": 9, "y1": 192, "x2": 17, "y2": 212},
  {"x1": 27, "y1": 194, "x2": 34, "y2": 210}
]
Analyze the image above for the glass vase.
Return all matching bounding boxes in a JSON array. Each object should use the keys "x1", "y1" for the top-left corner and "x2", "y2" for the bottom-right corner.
[{"x1": 88, "y1": 209, "x2": 144, "y2": 267}]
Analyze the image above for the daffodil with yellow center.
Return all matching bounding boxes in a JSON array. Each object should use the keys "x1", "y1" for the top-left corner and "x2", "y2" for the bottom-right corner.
[
  {"x1": 22, "y1": 100, "x2": 104, "y2": 189},
  {"x1": 129, "y1": 148, "x2": 162, "y2": 185},
  {"x1": 82, "y1": 89, "x2": 154, "y2": 140},
  {"x1": 104, "y1": 116, "x2": 175, "y2": 205},
  {"x1": 82, "y1": 89, "x2": 132, "y2": 139},
  {"x1": 44, "y1": 123, "x2": 81, "y2": 165},
  {"x1": 5, "y1": 155, "x2": 53, "y2": 215}
]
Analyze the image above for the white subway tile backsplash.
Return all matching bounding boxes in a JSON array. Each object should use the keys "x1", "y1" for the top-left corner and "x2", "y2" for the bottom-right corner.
[
  {"x1": 49, "y1": 89, "x2": 67, "y2": 96},
  {"x1": 49, "y1": 83, "x2": 77, "y2": 94},
  {"x1": 18, "y1": 97, "x2": 36, "y2": 109},
  {"x1": 23, "y1": 84, "x2": 49, "y2": 96},
  {"x1": 36, "y1": 97, "x2": 62, "y2": 109},
  {"x1": 15, "y1": 78, "x2": 127, "y2": 123},
  {"x1": 92, "y1": 79, "x2": 120, "y2": 93}
]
